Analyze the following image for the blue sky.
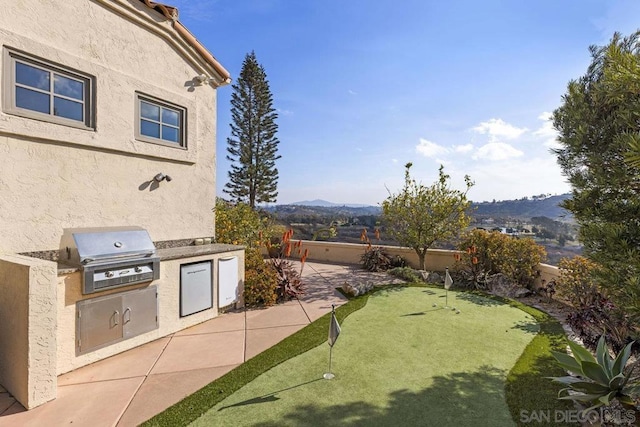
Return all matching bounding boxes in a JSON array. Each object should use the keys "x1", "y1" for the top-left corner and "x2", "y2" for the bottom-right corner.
[{"x1": 168, "y1": 0, "x2": 640, "y2": 205}]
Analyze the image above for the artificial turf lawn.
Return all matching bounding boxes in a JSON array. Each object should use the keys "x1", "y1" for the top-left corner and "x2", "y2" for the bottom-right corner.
[{"x1": 188, "y1": 287, "x2": 539, "y2": 426}]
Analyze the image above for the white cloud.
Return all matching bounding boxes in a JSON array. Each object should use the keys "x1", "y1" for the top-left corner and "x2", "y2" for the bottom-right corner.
[
  {"x1": 348, "y1": 89, "x2": 357, "y2": 95},
  {"x1": 277, "y1": 108, "x2": 293, "y2": 116},
  {"x1": 462, "y1": 156, "x2": 570, "y2": 202},
  {"x1": 416, "y1": 138, "x2": 449, "y2": 158},
  {"x1": 533, "y1": 111, "x2": 561, "y2": 149},
  {"x1": 472, "y1": 118, "x2": 527, "y2": 141},
  {"x1": 454, "y1": 144, "x2": 474, "y2": 154},
  {"x1": 472, "y1": 142, "x2": 524, "y2": 161}
]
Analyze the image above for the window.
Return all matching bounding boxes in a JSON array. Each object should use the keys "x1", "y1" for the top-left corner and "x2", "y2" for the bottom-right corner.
[
  {"x1": 136, "y1": 94, "x2": 186, "y2": 148},
  {"x1": 4, "y1": 50, "x2": 94, "y2": 128}
]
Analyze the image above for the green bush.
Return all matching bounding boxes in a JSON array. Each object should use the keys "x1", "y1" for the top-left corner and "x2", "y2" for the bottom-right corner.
[
  {"x1": 455, "y1": 229, "x2": 546, "y2": 289},
  {"x1": 243, "y1": 247, "x2": 278, "y2": 307},
  {"x1": 214, "y1": 198, "x2": 273, "y2": 248},
  {"x1": 388, "y1": 267, "x2": 422, "y2": 282}
]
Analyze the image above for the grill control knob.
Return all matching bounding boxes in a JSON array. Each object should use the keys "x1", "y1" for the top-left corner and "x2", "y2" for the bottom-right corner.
[
  {"x1": 105, "y1": 271, "x2": 114, "y2": 278},
  {"x1": 134, "y1": 266, "x2": 142, "y2": 273}
]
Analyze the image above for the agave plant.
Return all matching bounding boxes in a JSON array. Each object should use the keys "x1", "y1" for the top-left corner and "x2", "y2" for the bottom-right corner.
[{"x1": 549, "y1": 336, "x2": 639, "y2": 412}]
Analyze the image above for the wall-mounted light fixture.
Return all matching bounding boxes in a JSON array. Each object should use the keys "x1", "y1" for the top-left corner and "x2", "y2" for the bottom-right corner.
[
  {"x1": 154, "y1": 173, "x2": 173, "y2": 182},
  {"x1": 194, "y1": 74, "x2": 208, "y2": 85}
]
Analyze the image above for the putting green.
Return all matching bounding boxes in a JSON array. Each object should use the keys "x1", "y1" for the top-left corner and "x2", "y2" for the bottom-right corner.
[{"x1": 191, "y1": 287, "x2": 538, "y2": 426}]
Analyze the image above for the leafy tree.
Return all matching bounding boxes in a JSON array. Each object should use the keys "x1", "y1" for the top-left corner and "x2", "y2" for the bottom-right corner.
[
  {"x1": 382, "y1": 163, "x2": 473, "y2": 270},
  {"x1": 214, "y1": 198, "x2": 271, "y2": 248},
  {"x1": 552, "y1": 31, "x2": 640, "y2": 321},
  {"x1": 225, "y1": 51, "x2": 281, "y2": 209}
]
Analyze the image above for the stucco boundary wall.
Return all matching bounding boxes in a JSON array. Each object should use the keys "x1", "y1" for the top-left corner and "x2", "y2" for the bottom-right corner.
[
  {"x1": 0, "y1": 254, "x2": 57, "y2": 409},
  {"x1": 291, "y1": 240, "x2": 560, "y2": 289}
]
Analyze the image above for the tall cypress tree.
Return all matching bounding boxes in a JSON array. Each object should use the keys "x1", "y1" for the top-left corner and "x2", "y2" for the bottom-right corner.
[{"x1": 224, "y1": 51, "x2": 281, "y2": 209}]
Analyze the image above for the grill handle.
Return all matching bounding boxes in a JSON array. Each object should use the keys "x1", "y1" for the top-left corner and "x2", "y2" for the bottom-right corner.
[{"x1": 81, "y1": 251, "x2": 156, "y2": 265}]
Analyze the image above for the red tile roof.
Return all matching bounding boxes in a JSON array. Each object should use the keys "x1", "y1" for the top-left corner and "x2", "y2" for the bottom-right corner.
[{"x1": 138, "y1": 0, "x2": 230, "y2": 84}]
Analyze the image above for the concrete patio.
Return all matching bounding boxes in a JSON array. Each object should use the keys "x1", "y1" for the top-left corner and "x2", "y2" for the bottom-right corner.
[{"x1": 0, "y1": 261, "x2": 403, "y2": 426}]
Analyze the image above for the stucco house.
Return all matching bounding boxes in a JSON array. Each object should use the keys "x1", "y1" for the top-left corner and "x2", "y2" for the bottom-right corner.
[{"x1": 0, "y1": 0, "x2": 244, "y2": 410}]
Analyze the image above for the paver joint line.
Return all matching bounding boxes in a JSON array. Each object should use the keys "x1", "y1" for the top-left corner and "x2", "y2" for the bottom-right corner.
[{"x1": 116, "y1": 332, "x2": 174, "y2": 426}]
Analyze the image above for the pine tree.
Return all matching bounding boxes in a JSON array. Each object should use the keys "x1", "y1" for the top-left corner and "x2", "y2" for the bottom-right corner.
[
  {"x1": 553, "y1": 31, "x2": 640, "y2": 321},
  {"x1": 224, "y1": 51, "x2": 280, "y2": 208}
]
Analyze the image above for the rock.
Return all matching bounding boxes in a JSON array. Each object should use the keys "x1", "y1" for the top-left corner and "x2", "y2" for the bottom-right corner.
[
  {"x1": 486, "y1": 273, "x2": 533, "y2": 298},
  {"x1": 513, "y1": 287, "x2": 532, "y2": 298},
  {"x1": 419, "y1": 271, "x2": 443, "y2": 284},
  {"x1": 342, "y1": 281, "x2": 375, "y2": 297}
]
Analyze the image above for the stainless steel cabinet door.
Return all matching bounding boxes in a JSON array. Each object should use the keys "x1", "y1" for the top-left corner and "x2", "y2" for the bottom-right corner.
[
  {"x1": 77, "y1": 293, "x2": 123, "y2": 354},
  {"x1": 123, "y1": 286, "x2": 158, "y2": 339}
]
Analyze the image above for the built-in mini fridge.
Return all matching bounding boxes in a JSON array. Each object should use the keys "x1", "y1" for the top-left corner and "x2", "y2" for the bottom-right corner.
[{"x1": 180, "y1": 261, "x2": 213, "y2": 317}]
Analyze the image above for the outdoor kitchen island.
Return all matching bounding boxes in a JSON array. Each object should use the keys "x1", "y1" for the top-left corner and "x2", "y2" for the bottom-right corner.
[
  {"x1": 56, "y1": 241, "x2": 245, "y2": 376},
  {"x1": 0, "y1": 241, "x2": 244, "y2": 410}
]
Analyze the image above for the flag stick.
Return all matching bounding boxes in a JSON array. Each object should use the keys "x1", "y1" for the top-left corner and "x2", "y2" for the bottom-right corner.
[
  {"x1": 324, "y1": 304, "x2": 339, "y2": 379},
  {"x1": 324, "y1": 346, "x2": 334, "y2": 380}
]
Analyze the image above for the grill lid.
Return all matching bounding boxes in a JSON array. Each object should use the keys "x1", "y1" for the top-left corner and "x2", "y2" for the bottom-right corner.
[{"x1": 60, "y1": 226, "x2": 157, "y2": 265}]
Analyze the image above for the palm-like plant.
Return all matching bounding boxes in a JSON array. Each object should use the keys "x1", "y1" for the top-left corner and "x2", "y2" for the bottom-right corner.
[{"x1": 549, "y1": 336, "x2": 639, "y2": 413}]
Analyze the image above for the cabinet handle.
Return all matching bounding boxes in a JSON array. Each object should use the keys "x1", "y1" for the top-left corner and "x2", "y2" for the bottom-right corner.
[
  {"x1": 113, "y1": 310, "x2": 120, "y2": 326},
  {"x1": 124, "y1": 307, "x2": 131, "y2": 324}
]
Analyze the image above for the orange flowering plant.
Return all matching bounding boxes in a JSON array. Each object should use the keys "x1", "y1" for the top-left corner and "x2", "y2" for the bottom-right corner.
[{"x1": 266, "y1": 228, "x2": 308, "y2": 301}]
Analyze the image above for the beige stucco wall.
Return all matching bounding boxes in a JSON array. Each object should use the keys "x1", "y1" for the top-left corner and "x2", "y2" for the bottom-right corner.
[
  {"x1": 57, "y1": 249, "x2": 244, "y2": 375},
  {"x1": 536, "y1": 263, "x2": 560, "y2": 288},
  {"x1": 289, "y1": 240, "x2": 461, "y2": 272},
  {"x1": 294, "y1": 240, "x2": 560, "y2": 289},
  {"x1": 0, "y1": 255, "x2": 57, "y2": 409},
  {"x1": 0, "y1": 0, "x2": 224, "y2": 253}
]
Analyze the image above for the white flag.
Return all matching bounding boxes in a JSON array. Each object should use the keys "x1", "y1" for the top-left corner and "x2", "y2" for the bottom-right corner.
[
  {"x1": 444, "y1": 269, "x2": 453, "y2": 290},
  {"x1": 328, "y1": 309, "x2": 341, "y2": 347}
]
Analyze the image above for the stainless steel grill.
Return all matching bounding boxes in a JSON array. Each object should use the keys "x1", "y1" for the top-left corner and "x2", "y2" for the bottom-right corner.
[{"x1": 60, "y1": 226, "x2": 160, "y2": 294}]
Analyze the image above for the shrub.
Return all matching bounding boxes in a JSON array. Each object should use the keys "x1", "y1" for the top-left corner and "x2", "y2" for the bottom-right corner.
[
  {"x1": 566, "y1": 294, "x2": 633, "y2": 353},
  {"x1": 388, "y1": 267, "x2": 422, "y2": 282},
  {"x1": 266, "y1": 229, "x2": 307, "y2": 302},
  {"x1": 555, "y1": 256, "x2": 598, "y2": 306},
  {"x1": 215, "y1": 198, "x2": 273, "y2": 248},
  {"x1": 389, "y1": 255, "x2": 407, "y2": 268},
  {"x1": 495, "y1": 237, "x2": 546, "y2": 290},
  {"x1": 359, "y1": 227, "x2": 402, "y2": 272},
  {"x1": 455, "y1": 229, "x2": 546, "y2": 290},
  {"x1": 243, "y1": 247, "x2": 279, "y2": 307},
  {"x1": 361, "y1": 246, "x2": 392, "y2": 272},
  {"x1": 557, "y1": 257, "x2": 634, "y2": 352}
]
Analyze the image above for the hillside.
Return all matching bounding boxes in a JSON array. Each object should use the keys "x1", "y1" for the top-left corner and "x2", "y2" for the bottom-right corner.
[
  {"x1": 268, "y1": 194, "x2": 573, "y2": 221},
  {"x1": 472, "y1": 194, "x2": 572, "y2": 221}
]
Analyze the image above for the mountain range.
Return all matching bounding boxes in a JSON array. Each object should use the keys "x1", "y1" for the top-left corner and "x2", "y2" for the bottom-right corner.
[{"x1": 278, "y1": 194, "x2": 573, "y2": 220}]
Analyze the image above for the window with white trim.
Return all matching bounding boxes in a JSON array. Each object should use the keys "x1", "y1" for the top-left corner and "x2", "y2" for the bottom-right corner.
[
  {"x1": 136, "y1": 94, "x2": 186, "y2": 148},
  {"x1": 4, "y1": 50, "x2": 94, "y2": 128}
]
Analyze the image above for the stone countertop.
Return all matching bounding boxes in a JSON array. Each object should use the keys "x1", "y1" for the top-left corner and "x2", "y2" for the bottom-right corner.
[
  {"x1": 57, "y1": 243, "x2": 244, "y2": 274},
  {"x1": 156, "y1": 243, "x2": 243, "y2": 261}
]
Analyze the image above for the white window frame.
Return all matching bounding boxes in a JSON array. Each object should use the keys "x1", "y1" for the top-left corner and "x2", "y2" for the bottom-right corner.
[
  {"x1": 3, "y1": 49, "x2": 95, "y2": 129},
  {"x1": 135, "y1": 93, "x2": 187, "y2": 149}
]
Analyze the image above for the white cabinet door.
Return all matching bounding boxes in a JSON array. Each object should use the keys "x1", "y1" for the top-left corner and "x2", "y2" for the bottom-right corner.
[{"x1": 218, "y1": 257, "x2": 238, "y2": 308}]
